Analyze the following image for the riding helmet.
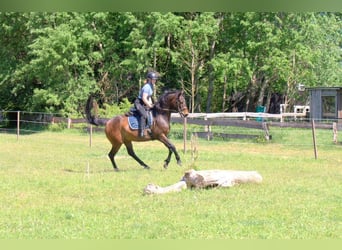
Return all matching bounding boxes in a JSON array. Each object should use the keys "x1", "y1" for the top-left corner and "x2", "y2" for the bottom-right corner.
[{"x1": 147, "y1": 71, "x2": 159, "y2": 80}]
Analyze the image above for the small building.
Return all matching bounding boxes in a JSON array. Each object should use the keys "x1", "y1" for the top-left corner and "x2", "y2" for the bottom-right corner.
[{"x1": 307, "y1": 87, "x2": 342, "y2": 121}]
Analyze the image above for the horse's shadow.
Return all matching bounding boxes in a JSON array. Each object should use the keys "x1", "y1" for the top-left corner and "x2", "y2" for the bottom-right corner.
[
  {"x1": 62, "y1": 167, "x2": 157, "y2": 174},
  {"x1": 63, "y1": 168, "x2": 115, "y2": 173}
]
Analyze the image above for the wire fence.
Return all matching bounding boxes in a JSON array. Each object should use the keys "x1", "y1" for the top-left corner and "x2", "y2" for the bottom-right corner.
[
  {"x1": 0, "y1": 110, "x2": 86, "y2": 134},
  {"x1": 1, "y1": 110, "x2": 341, "y2": 159}
]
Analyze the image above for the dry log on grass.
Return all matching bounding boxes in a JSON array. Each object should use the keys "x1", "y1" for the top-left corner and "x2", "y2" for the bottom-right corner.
[
  {"x1": 144, "y1": 169, "x2": 262, "y2": 195},
  {"x1": 144, "y1": 181, "x2": 187, "y2": 195},
  {"x1": 183, "y1": 169, "x2": 263, "y2": 188}
]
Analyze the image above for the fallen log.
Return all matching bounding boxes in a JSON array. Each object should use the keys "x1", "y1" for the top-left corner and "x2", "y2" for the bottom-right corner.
[
  {"x1": 144, "y1": 169, "x2": 262, "y2": 195},
  {"x1": 144, "y1": 181, "x2": 187, "y2": 195}
]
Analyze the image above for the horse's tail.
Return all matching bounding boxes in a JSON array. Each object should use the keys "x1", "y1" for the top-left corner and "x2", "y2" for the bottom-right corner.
[
  {"x1": 85, "y1": 95, "x2": 100, "y2": 126},
  {"x1": 85, "y1": 95, "x2": 109, "y2": 126}
]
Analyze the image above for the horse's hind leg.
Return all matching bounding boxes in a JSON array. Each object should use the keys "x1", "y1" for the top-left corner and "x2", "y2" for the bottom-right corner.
[
  {"x1": 108, "y1": 144, "x2": 122, "y2": 171},
  {"x1": 124, "y1": 141, "x2": 150, "y2": 169}
]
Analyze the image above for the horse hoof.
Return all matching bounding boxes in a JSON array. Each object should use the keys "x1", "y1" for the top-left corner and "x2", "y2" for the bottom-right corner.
[
  {"x1": 177, "y1": 160, "x2": 182, "y2": 166},
  {"x1": 144, "y1": 166, "x2": 150, "y2": 170},
  {"x1": 114, "y1": 168, "x2": 120, "y2": 172},
  {"x1": 163, "y1": 162, "x2": 169, "y2": 169}
]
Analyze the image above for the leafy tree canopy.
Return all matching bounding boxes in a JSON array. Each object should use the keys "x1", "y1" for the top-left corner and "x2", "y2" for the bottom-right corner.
[{"x1": 0, "y1": 12, "x2": 341, "y2": 115}]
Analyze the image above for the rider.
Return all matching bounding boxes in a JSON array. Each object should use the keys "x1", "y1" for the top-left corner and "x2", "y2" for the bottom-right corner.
[{"x1": 134, "y1": 71, "x2": 159, "y2": 137}]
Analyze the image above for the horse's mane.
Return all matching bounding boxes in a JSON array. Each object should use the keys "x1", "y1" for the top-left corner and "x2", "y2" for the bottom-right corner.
[{"x1": 156, "y1": 90, "x2": 181, "y2": 108}]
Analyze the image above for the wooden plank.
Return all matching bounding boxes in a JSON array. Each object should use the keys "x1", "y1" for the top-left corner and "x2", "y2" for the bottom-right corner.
[
  {"x1": 171, "y1": 112, "x2": 304, "y2": 120},
  {"x1": 172, "y1": 117, "x2": 265, "y2": 129},
  {"x1": 52, "y1": 117, "x2": 68, "y2": 123},
  {"x1": 214, "y1": 133, "x2": 259, "y2": 140},
  {"x1": 171, "y1": 117, "x2": 211, "y2": 126},
  {"x1": 72, "y1": 118, "x2": 87, "y2": 123},
  {"x1": 86, "y1": 127, "x2": 104, "y2": 132},
  {"x1": 192, "y1": 131, "x2": 213, "y2": 140},
  {"x1": 270, "y1": 121, "x2": 333, "y2": 129},
  {"x1": 211, "y1": 119, "x2": 264, "y2": 129}
]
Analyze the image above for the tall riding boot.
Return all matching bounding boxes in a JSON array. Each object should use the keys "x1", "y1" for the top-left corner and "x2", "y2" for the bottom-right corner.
[{"x1": 139, "y1": 117, "x2": 146, "y2": 137}]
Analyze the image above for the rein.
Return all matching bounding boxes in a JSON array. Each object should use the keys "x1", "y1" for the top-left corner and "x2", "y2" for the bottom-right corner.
[
  {"x1": 158, "y1": 107, "x2": 178, "y2": 113},
  {"x1": 157, "y1": 106, "x2": 186, "y2": 117}
]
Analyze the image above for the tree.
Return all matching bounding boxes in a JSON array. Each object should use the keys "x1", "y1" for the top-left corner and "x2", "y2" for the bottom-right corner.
[
  {"x1": 1, "y1": 12, "x2": 341, "y2": 115},
  {"x1": 215, "y1": 12, "x2": 342, "y2": 113},
  {"x1": 170, "y1": 12, "x2": 220, "y2": 112},
  {"x1": 0, "y1": 12, "x2": 32, "y2": 110},
  {"x1": 17, "y1": 13, "x2": 99, "y2": 115}
]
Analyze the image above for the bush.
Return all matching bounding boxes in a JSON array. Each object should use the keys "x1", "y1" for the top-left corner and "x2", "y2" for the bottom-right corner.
[
  {"x1": 98, "y1": 98, "x2": 132, "y2": 117},
  {"x1": 48, "y1": 123, "x2": 67, "y2": 132}
]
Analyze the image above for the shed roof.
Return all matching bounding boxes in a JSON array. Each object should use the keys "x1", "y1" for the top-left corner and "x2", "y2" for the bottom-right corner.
[{"x1": 306, "y1": 86, "x2": 342, "y2": 91}]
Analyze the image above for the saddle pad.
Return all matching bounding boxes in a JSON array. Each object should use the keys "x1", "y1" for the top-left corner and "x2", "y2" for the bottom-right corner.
[{"x1": 128, "y1": 112, "x2": 153, "y2": 130}]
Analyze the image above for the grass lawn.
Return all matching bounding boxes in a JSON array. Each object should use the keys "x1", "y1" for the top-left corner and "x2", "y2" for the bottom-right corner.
[{"x1": 0, "y1": 127, "x2": 341, "y2": 239}]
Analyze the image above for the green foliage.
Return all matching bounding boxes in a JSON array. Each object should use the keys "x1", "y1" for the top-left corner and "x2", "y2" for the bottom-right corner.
[
  {"x1": 0, "y1": 12, "x2": 341, "y2": 114},
  {"x1": 48, "y1": 122, "x2": 67, "y2": 132},
  {"x1": 98, "y1": 97, "x2": 132, "y2": 117},
  {"x1": 31, "y1": 89, "x2": 61, "y2": 112}
]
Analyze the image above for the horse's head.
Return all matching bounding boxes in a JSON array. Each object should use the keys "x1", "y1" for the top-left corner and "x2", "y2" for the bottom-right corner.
[
  {"x1": 157, "y1": 90, "x2": 189, "y2": 117},
  {"x1": 176, "y1": 90, "x2": 189, "y2": 118}
]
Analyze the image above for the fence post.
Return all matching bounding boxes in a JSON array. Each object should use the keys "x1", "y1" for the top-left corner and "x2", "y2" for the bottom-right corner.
[
  {"x1": 17, "y1": 111, "x2": 20, "y2": 141},
  {"x1": 311, "y1": 119, "x2": 318, "y2": 160},
  {"x1": 67, "y1": 118, "x2": 72, "y2": 129},
  {"x1": 333, "y1": 122, "x2": 338, "y2": 144},
  {"x1": 204, "y1": 116, "x2": 212, "y2": 141},
  {"x1": 183, "y1": 117, "x2": 187, "y2": 153},
  {"x1": 89, "y1": 124, "x2": 93, "y2": 148}
]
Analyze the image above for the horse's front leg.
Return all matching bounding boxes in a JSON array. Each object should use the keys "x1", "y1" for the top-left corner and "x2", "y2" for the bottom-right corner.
[
  {"x1": 163, "y1": 149, "x2": 173, "y2": 169},
  {"x1": 158, "y1": 134, "x2": 182, "y2": 169}
]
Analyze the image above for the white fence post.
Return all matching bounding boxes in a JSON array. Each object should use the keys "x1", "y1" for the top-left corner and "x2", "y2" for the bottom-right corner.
[
  {"x1": 16, "y1": 111, "x2": 20, "y2": 141},
  {"x1": 67, "y1": 118, "x2": 72, "y2": 129},
  {"x1": 183, "y1": 117, "x2": 187, "y2": 153},
  {"x1": 89, "y1": 124, "x2": 93, "y2": 148},
  {"x1": 333, "y1": 122, "x2": 338, "y2": 144}
]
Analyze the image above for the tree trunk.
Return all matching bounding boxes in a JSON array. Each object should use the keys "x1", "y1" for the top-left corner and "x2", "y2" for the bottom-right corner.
[
  {"x1": 245, "y1": 74, "x2": 258, "y2": 112},
  {"x1": 206, "y1": 40, "x2": 216, "y2": 113},
  {"x1": 265, "y1": 88, "x2": 272, "y2": 113},
  {"x1": 257, "y1": 77, "x2": 268, "y2": 107},
  {"x1": 190, "y1": 45, "x2": 196, "y2": 113},
  {"x1": 222, "y1": 74, "x2": 227, "y2": 112}
]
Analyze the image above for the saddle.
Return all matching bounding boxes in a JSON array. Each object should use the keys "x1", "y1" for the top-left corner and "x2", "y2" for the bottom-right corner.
[{"x1": 126, "y1": 108, "x2": 153, "y2": 130}]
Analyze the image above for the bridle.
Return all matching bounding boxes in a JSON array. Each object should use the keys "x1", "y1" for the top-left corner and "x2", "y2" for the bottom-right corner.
[
  {"x1": 175, "y1": 98, "x2": 188, "y2": 117},
  {"x1": 157, "y1": 93, "x2": 188, "y2": 117}
]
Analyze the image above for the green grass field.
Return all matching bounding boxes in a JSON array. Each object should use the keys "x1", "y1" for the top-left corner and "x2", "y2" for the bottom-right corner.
[{"x1": 0, "y1": 127, "x2": 341, "y2": 239}]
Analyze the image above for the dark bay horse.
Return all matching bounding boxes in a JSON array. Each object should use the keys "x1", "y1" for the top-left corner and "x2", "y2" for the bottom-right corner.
[{"x1": 86, "y1": 90, "x2": 189, "y2": 171}]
